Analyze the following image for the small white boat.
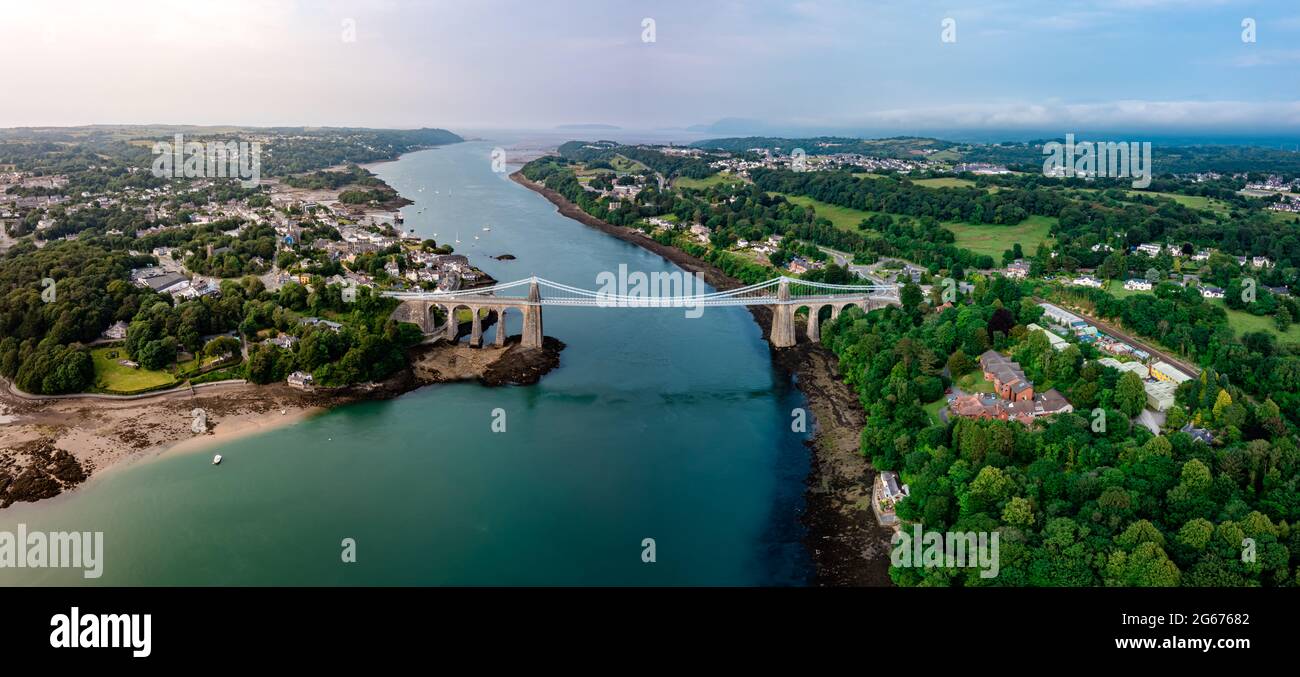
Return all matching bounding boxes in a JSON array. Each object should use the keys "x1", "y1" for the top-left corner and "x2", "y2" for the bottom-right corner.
[
  {"x1": 212, "y1": 454, "x2": 222, "y2": 465},
  {"x1": 474, "y1": 235, "x2": 479, "y2": 240},
  {"x1": 482, "y1": 225, "x2": 491, "y2": 231}
]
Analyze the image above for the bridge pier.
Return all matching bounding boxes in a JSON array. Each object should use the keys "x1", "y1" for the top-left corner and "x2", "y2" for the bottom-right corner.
[
  {"x1": 494, "y1": 309, "x2": 507, "y2": 347},
  {"x1": 469, "y1": 309, "x2": 483, "y2": 347},
  {"x1": 444, "y1": 305, "x2": 458, "y2": 342},
  {"x1": 806, "y1": 307, "x2": 821, "y2": 343},
  {"x1": 522, "y1": 279, "x2": 543, "y2": 349},
  {"x1": 770, "y1": 278, "x2": 796, "y2": 348}
]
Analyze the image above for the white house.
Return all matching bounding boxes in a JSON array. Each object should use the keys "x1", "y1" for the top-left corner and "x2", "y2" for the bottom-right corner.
[
  {"x1": 1005, "y1": 260, "x2": 1031, "y2": 279},
  {"x1": 1123, "y1": 278, "x2": 1153, "y2": 291}
]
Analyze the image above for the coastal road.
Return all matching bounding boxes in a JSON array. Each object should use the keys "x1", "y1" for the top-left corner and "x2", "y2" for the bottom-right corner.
[{"x1": 818, "y1": 246, "x2": 884, "y2": 283}]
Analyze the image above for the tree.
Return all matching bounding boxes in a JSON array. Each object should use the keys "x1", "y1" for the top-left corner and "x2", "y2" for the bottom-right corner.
[
  {"x1": 900, "y1": 282, "x2": 923, "y2": 313},
  {"x1": 946, "y1": 349, "x2": 972, "y2": 377},
  {"x1": 1115, "y1": 371, "x2": 1146, "y2": 417},
  {"x1": 1276, "y1": 307, "x2": 1292, "y2": 332},
  {"x1": 1002, "y1": 496, "x2": 1035, "y2": 527},
  {"x1": 202, "y1": 336, "x2": 240, "y2": 359}
]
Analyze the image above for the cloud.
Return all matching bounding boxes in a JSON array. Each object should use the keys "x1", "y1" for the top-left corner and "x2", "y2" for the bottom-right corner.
[{"x1": 819, "y1": 100, "x2": 1300, "y2": 130}]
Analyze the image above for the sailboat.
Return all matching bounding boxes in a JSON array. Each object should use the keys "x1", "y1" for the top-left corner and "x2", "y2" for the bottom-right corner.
[{"x1": 455, "y1": 231, "x2": 461, "y2": 244}]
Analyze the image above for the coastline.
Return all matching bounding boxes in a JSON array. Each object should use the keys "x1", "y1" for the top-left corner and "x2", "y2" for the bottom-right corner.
[
  {"x1": 0, "y1": 339, "x2": 564, "y2": 509},
  {"x1": 510, "y1": 170, "x2": 893, "y2": 586}
]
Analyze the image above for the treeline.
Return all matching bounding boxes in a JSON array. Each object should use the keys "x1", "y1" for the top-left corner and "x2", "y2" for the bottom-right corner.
[
  {"x1": 752, "y1": 168, "x2": 1066, "y2": 225},
  {"x1": 283, "y1": 165, "x2": 385, "y2": 191},
  {"x1": 555, "y1": 141, "x2": 717, "y2": 179},
  {"x1": 691, "y1": 135, "x2": 959, "y2": 159}
]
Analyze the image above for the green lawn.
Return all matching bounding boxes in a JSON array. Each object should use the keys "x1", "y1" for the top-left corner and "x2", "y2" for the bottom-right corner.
[
  {"x1": 943, "y1": 214, "x2": 1055, "y2": 260},
  {"x1": 91, "y1": 346, "x2": 178, "y2": 393},
  {"x1": 957, "y1": 370, "x2": 995, "y2": 394},
  {"x1": 1103, "y1": 279, "x2": 1155, "y2": 300},
  {"x1": 923, "y1": 397, "x2": 947, "y2": 425},
  {"x1": 914, "y1": 177, "x2": 977, "y2": 189},
  {"x1": 674, "y1": 172, "x2": 745, "y2": 190}
]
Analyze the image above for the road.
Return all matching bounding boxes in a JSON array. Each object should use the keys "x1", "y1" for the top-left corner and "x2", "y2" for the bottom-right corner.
[{"x1": 818, "y1": 246, "x2": 886, "y2": 283}]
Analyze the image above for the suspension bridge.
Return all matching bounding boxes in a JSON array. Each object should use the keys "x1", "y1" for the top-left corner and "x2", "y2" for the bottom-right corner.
[{"x1": 383, "y1": 276, "x2": 900, "y2": 349}]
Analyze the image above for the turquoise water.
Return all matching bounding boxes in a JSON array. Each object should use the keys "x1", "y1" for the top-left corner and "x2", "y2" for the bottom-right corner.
[{"x1": 0, "y1": 141, "x2": 813, "y2": 586}]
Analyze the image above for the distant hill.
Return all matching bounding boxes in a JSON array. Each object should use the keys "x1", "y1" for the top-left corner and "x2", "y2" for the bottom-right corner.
[{"x1": 691, "y1": 135, "x2": 961, "y2": 159}]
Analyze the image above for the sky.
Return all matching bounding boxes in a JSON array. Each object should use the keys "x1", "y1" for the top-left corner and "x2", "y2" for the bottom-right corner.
[{"x1": 1, "y1": 0, "x2": 1299, "y2": 137}]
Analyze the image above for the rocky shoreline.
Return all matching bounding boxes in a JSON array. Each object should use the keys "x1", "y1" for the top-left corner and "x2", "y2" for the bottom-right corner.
[{"x1": 511, "y1": 170, "x2": 893, "y2": 586}]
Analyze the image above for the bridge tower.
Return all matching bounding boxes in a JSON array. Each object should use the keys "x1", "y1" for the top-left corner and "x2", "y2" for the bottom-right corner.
[
  {"x1": 770, "y1": 277, "x2": 796, "y2": 348},
  {"x1": 522, "y1": 277, "x2": 544, "y2": 349}
]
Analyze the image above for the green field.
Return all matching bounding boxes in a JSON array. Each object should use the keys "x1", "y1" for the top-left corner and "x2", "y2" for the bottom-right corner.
[
  {"x1": 777, "y1": 194, "x2": 892, "y2": 232},
  {"x1": 774, "y1": 192, "x2": 1049, "y2": 258},
  {"x1": 91, "y1": 346, "x2": 178, "y2": 393},
  {"x1": 1210, "y1": 299, "x2": 1300, "y2": 342},
  {"x1": 1126, "y1": 190, "x2": 1232, "y2": 217},
  {"x1": 674, "y1": 171, "x2": 745, "y2": 190},
  {"x1": 943, "y1": 214, "x2": 1055, "y2": 259},
  {"x1": 1098, "y1": 284, "x2": 1300, "y2": 342},
  {"x1": 610, "y1": 154, "x2": 649, "y2": 173},
  {"x1": 913, "y1": 177, "x2": 977, "y2": 189}
]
